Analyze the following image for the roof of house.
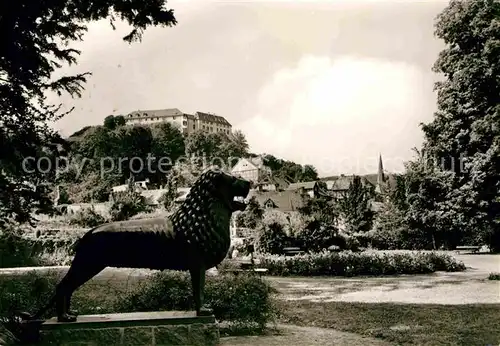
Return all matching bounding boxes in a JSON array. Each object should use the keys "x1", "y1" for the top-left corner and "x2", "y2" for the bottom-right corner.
[
  {"x1": 249, "y1": 156, "x2": 262, "y2": 166},
  {"x1": 195, "y1": 111, "x2": 232, "y2": 126},
  {"x1": 255, "y1": 176, "x2": 290, "y2": 190},
  {"x1": 319, "y1": 175, "x2": 377, "y2": 191},
  {"x1": 231, "y1": 156, "x2": 271, "y2": 173},
  {"x1": 286, "y1": 181, "x2": 317, "y2": 190},
  {"x1": 127, "y1": 108, "x2": 184, "y2": 118},
  {"x1": 248, "y1": 190, "x2": 305, "y2": 212}
]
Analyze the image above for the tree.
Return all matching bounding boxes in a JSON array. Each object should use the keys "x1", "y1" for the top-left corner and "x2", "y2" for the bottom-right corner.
[
  {"x1": 185, "y1": 130, "x2": 250, "y2": 170},
  {"x1": 0, "y1": 0, "x2": 177, "y2": 225},
  {"x1": 414, "y1": 0, "x2": 500, "y2": 251},
  {"x1": 160, "y1": 170, "x2": 179, "y2": 211},
  {"x1": 297, "y1": 192, "x2": 340, "y2": 251},
  {"x1": 236, "y1": 196, "x2": 264, "y2": 229},
  {"x1": 302, "y1": 165, "x2": 319, "y2": 181},
  {"x1": 103, "y1": 115, "x2": 126, "y2": 130},
  {"x1": 116, "y1": 125, "x2": 153, "y2": 181},
  {"x1": 185, "y1": 131, "x2": 219, "y2": 160},
  {"x1": 150, "y1": 122, "x2": 185, "y2": 184},
  {"x1": 114, "y1": 115, "x2": 126, "y2": 127},
  {"x1": 262, "y1": 154, "x2": 319, "y2": 183},
  {"x1": 229, "y1": 130, "x2": 250, "y2": 158},
  {"x1": 338, "y1": 176, "x2": 374, "y2": 234},
  {"x1": 371, "y1": 172, "x2": 420, "y2": 250}
]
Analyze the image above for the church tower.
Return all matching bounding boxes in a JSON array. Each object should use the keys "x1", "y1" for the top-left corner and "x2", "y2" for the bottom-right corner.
[{"x1": 375, "y1": 154, "x2": 385, "y2": 194}]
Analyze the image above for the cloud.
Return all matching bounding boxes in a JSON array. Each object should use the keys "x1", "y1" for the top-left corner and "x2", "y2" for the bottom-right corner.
[{"x1": 238, "y1": 55, "x2": 431, "y2": 176}]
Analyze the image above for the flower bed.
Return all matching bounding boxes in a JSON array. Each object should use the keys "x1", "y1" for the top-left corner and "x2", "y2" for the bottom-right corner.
[{"x1": 258, "y1": 250, "x2": 466, "y2": 277}]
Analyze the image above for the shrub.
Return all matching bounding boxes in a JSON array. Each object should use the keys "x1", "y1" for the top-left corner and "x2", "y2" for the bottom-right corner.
[
  {"x1": 0, "y1": 233, "x2": 39, "y2": 268},
  {"x1": 296, "y1": 222, "x2": 340, "y2": 252},
  {"x1": 0, "y1": 231, "x2": 76, "y2": 268},
  {"x1": 0, "y1": 271, "x2": 59, "y2": 318},
  {"x1": 68, "y1": 207, "x2": 107, "y2": 228},
  {"x1": 256, "y1": 222, "x2": 288, "y2": 255},
  {"x1": 109, "y1": 191, "x2": 149, "y2": 221},
  {"x1": 0, "y1": 323, "x2": 15, "y2": 346},
  {"x1": 0, "y1": 270, "x2": 277, "y2": 333},
  {"x1": 343, "y1": 233, "x2": 361, "y2": 252},
  {"x1": 217, "y1": 258, "x2": 243, "y2": 272},
  {"x1": 116, "y1": 271, "x2": 276, "y2": 331},
  {"x1": 488, "y1": 272, "x2": 500, "y2": 280},
  {"x1": 258, "y1": 251, "x2": 466, "y2": 277}
]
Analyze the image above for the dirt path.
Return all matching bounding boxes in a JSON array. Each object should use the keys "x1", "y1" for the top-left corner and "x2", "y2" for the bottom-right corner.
[
  {"x1": 220, "y1": 324, "x2": 392, "y2": 346},
  {"x1": 269, "y1": 253, "x2": 500, "y2": 304}
]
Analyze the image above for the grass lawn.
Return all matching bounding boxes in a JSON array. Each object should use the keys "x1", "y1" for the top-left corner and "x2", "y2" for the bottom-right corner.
[
  {"x1": 70, "y1": 274, "x2": 499, "y2": 345},
  {"x1": 276, "y1": 300, "x2": 500, "y2": 345}
]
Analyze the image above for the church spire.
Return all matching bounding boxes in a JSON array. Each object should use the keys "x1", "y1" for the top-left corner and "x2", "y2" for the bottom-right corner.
[
  {"x1": 375, "y1": 154, "x2": 385, "y2": 194},
  {"x1": 377, "y1": 154, "x2": 385, "y2": 185}
]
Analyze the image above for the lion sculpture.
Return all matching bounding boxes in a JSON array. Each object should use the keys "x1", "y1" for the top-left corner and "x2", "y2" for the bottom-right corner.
[{"x1": 23, "y1": 169, "x2": 251, "y2": 323}]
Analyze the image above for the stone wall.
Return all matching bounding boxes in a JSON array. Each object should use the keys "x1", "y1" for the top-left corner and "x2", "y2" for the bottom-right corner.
[{"x1": 37, "y1": 311, "x2": 219, "y2": 346}]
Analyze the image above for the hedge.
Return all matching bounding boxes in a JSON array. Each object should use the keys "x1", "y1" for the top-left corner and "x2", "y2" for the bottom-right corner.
[
  {"x1": 0, "y1": 233, "x2": 74, "y2": 268},
  {"x1": 0, "y1": 270, "x2": 277, "y2": 333},
  {"x1": 257, "y1": 250, "x2": 466, "y2": 276}
]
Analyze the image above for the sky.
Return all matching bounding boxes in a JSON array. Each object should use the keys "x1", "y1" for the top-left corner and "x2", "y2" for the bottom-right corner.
[{"x1": 49, "y1": 0, "x2": 449, "y2": 177}]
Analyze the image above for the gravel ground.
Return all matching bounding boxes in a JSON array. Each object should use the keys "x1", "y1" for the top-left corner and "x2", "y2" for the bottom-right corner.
[{"x1": 269, "y1": 253, "x2": 500, "y2": 304}]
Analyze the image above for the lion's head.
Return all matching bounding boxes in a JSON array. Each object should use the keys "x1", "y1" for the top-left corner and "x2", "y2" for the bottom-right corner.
[
  {"x1": 170, "y1": 169, "x2": 252, "y2": 265},
  {"x1": 184, "y1": 168, "x2": 251, "y2": 212}
]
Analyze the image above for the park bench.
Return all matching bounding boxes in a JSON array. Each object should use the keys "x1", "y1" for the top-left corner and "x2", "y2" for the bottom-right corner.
[
  {"x1": 328, "y1": 245, "x2": 341, "y2": 252},
  {"x1": 455, "y1": 245, "x2": 481, "y2": 254},
  {"x1": 283, "y1": 247, "x2": 305, "y2": 256},
  {"x1": 223, "y1": 268, "x2": 268, "y2": 276}
]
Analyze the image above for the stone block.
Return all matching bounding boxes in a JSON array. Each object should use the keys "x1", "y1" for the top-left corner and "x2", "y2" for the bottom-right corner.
[
  {"x1": 188, "y1": 323, "x2": 220, "y2": 346},
  {"x1": 155, "y1": 325, "x2": 190, "y2": 345},
  {"x1": 122, "y1": 326, "x2": 153, "y2": 345},
  {"x1": 37, "y1": 311, "x2": 219, "y2": 346}
]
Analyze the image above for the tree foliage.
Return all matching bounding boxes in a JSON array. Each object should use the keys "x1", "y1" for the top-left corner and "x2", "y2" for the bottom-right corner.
[
  {"x1": 103, "y1": 115, "x2": 126, "y2": 130},
  {"x1": 185, "y1": 130, "x2": 250, "y2": 169},
  {"x1": 0, "y1": 0, "x2": 177, "y2": 225},
  {"x1": 262, "y1": 154, "x2": 318, "y2": 183},
  {"x1": 407, "y1": 0, "x2": 500, "y2": 251},
  {"x1": 235, "y1": 196, "x2": 264, "y2": 229},
  {"x1": 338, "y1": 176, "x2": 374, "y2": 234}
]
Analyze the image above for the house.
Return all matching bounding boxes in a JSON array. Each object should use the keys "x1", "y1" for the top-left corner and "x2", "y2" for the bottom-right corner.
[
  {"x1": 230, "y1": 156, "x2": 272, "y2": 184},
  {"x1": 286, "y1": 181, "x2": 317, "y2": 197},
  {"x1": 247, "y1": 190, "x2": 305, "y2": 213},
  {"x1": 111, "y1": 179, "x2": 149, "y2": 193},
  {"x1": 254, "y1": 175, "x2": 290, "y2": 192},
  {"x1": 318, "y1": 155, "x2": 395, "y2": 198},
  {"x1": 124, "y1": 108, "x2": 232, "y2": 136}
]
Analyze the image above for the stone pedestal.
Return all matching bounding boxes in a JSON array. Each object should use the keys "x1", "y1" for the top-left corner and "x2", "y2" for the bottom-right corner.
[{"x1": 38, "y1": 311, "x2": 219, "y2": 346}]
